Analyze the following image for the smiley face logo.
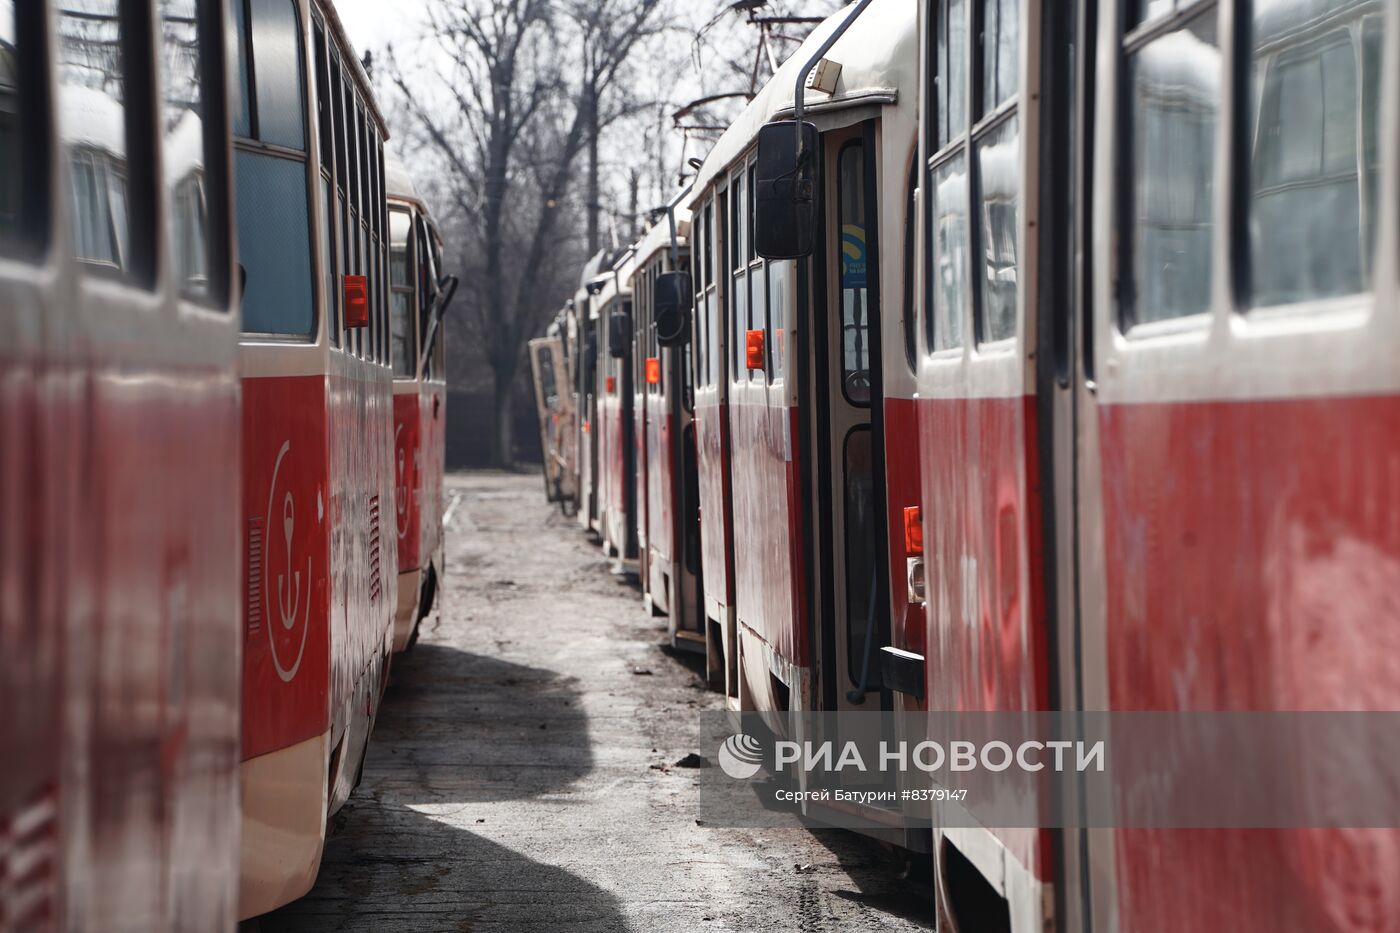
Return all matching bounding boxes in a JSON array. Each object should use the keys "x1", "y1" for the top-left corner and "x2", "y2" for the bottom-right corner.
[
  {"x1": 395, "y1": 423, "x2": 410, "y2": 540},
  {"x1": 266, "y1": 440, "x2": 311, "y2": 682}
]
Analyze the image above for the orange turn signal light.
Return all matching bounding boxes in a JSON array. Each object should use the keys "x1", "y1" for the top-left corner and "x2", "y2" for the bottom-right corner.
[
  {"x1": 904, "y1": 505, "x2": 923, "y2": 556},
  {"x1": 646, "y1": 357, "x2": 661, "y2": 385},
  {"x1": 745, "y1": 329, "x2": 765, "y2": 370},
  {"x1": 343, "y1": 274, "x2": 369, "y2": 328},
  {"x1": 606, "y1": 375, "x2": 616, "y2": 394}
]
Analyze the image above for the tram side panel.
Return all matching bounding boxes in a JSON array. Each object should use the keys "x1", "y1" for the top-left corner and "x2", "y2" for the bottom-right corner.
[
  {"x1": 690, "y1": 197, "x2": 739, "y2": 702},
  {"x1": 1083, "y1": 0, "x2": 1400, "y2": 931},
  {"x1": 912, "y1": 0, "x2": 1053, "y2": 924},
  {"x1": 0, "y1": 0, "x2": 243, "y2": 929},
  {"x1": 233, "y1": 0, "x2": 395, "y2": 917},
  {"x1": 720, "y1": 160, "x2": 807, "y2": 706}
]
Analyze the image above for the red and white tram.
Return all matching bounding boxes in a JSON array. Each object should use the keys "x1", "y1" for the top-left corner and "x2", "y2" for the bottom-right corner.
[
  {"x1": 385, "y1": 154, "x2": 453, "y2": 654},
  {"x1": 592, "y1": 249, "x2": 640, "y2": 568},
  {"x1": 573, "y1": 255, "x2": 605, "y2": 534},
  {"x1": 1, "y1": 0, "x2": 242, "y2": 928},
  {"x1": 626, "y1": 203, "x2": 707, "y2": 654},
  {"x1": 529, "y1": 308, "x2": 579, "y2": 507},
  {"x1": 231, "y1": 0, "x2": 396, "y2": 917},
  {"x1": 682, "y1": 0, "x2": 922, "y2": 782}
]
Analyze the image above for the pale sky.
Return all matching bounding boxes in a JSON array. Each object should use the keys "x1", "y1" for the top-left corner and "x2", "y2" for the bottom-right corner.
[{"x1": 334, "y1": 0, "x2": 427, "y2": 61}]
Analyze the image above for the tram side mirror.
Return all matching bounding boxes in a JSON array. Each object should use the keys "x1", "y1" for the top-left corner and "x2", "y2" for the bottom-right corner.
[
  {"x1": 754, "y1": 120, "x2": 819, "y2": 260},
  {"x1": 608, "y1": 310, "x2": 631, "y2": 359},
  {"x1": 653, "y1": 271, "x2": 692, "y2": 348}
]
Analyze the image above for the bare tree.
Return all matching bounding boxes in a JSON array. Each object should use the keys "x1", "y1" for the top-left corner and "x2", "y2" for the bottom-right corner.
[{"x1": 385, "y1": 0, "x2": 664, "y2": 467}]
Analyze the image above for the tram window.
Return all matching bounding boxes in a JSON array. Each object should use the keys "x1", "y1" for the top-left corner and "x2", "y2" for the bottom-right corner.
[
  {"x1": 161, "y1": 0, "x2": 213, "y2": 301},
  {"x1": 416, "y1": 216, "x2": 432, "y2": 342},
  {"x1": 58, "y1": 0, "x2": 134, "y2": 273},
  {"x1": 981, "y1": 0, "x2": 1018, "y2": 111},
  {"x1": 231, "y1": 0, "x2": 250, "y2": 136},
  {"x1": 319, "y1": 173, "x2": 335, "y2": 339},
  {"x1": 978, "y1": 115, "x2": 1019, "y2": 341},
  {"x1": 768, "y1": 259, "x2": 791, "y2": 382},
  {"x1": 313, "y1": 22, "x2": 332, "y2": 171},
  {"x1": 390, "y1": 209, "x2": 413, "y2": 376},
  {"x1": 934, "y1": 0, "x2": 967, "y2": 150},
  {"x1": 235, "y1": 152, "x2": 313, "y2": 334},
  {"x1": 248, "y1": 0, "x2": 304, "y2": 150},
  {"x1": 331, "y1": 55, "x2": 347, "y2": 195},
  {"x1": 1248, "y1": 5, "x2": 1377, "y2": 308},
  {"x1": 902, "y1": 161, "x2": 917, "y2": 368},
  {"x1": 843, "y1": 427, "x2": 879, "y2": 688},
  {"x1": 0, "y1": 0, "x2": 28, "y2": 247},
  {"x1": 927, "y1": 155, "x2": 968, "y2": 350},
  {"x1": 693, "y1": 204, "x2": 707, "y2": 388},
  {"x1": 838, "y1": 142, "x2": 871, "y2": 405},
  {"x1": 1123, "y1": 11, "x2": 1218, "y2": 326},
  {"x1": 730, "y1": 176, "x2": 748, "y2": 382},
  {"x1": 712, "y1": 203, "x2": 723, "y2": 387},
  {"x1": 747, "y1": 162, "x2": 768, "y2": 380}
]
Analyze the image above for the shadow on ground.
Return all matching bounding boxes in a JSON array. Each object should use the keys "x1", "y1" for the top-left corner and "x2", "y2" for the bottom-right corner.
[
  {"x1": 256, "y1": 802, "x2": 630, "y2": 932},
  {"x1": 366, "y1": 642, "x2": 594, "y2": 805},
  {"x1": 252, "y1": 643, "x2": 624, "y2": 931}
]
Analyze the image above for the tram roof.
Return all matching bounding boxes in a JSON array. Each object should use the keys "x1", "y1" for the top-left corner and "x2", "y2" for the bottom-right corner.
[
  {"x1": 591, "y1": 247, "x2": 636, "y2": 312},
  {"x1": 385, "y1": 152, "x2": 422, "y2": 206},
  {"x1": 631, "y1": 187, "x2": 693, "y2": 270},
  {"x1": 687, "y1": 0, "x2": 916, "y2": 204}
]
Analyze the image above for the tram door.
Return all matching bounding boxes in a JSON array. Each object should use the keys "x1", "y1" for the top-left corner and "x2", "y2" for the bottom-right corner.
[{"x1": 813, "y1": 121, "x2": 893, "y2": 715}]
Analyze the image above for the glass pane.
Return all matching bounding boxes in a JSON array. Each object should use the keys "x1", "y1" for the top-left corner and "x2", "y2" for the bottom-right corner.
[
  {"x1": 844, "y1": 428, "x2": 879, "y2": 688},
  {"x1": 977, "y1": 115, "x2": 1020, "y2": 342},
  {"x1": 1126, "y1": 13, "x2": 1219, "y2": 325},
  {"x1": 708, "y1": 292, "x2": 719, "y2": 386},
  {"x1": 391, "y1": 292, "x2": 412, "y2": 376},
  {"x1": 0, "y1": 2, "x2": 24, "y2": 242},
  {"x1": 768, "y1": 259, "x2": 791, "y2": 381},
  {"x1": 314, "y1": 24, "x2": 331, "y2": 168},
  {"x1": 838, "y1": 143, "x2": 871, "y2": 404},
  {"x1": 236, "y1": 150, "x2": 312, "y2": 335},
  {"x1": 930, "y1": 154, "x2": 968, "y2": 350},
  {"x1": 250, "y1": 0, "x2": 304, "y2": 149},
  {"x1": 1249, "y1": 4, "x2": 1374, "y2": 307},
  {"x1": 732, "y1": 268, "x2": 747, "y2": 380},
  {"x1": 161, "y1": 0, "x2": 211, "y2": 300},
  {"x1": 936, "y1": 0, "x2": 967, "y2": 148},
  {"x1": 58, "y1": 0, "x2": 129, "y2": 270},
  {"x1": 981, "y1": 0, "x2": 1019, "y2": 112},
  {"x1": 321, "y1": 173, "x2": 337, "y2": 344},
  {"x1": 390, "y1": 209, "x2": 410, "y2": 285},
  {"x1": 230, "y1": 0, "x2": 250, "y2": 136}
]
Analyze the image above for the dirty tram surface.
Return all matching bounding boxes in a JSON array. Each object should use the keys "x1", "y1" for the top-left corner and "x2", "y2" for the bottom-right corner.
[{"x1": 254, "y1": 473, "x2": 931, "y2": 932}]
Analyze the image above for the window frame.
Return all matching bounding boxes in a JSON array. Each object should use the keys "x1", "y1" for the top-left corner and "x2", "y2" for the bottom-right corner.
[
  {"x1": 389, "y1": 203, "x2": 417, "y2": 378},
  {"x1": 0, "y1": 0, "x2": 51, "y2": 257},
  {"x1": 231, "y1": 0, "x2": 317, "y2": 340},
  {"x1": 1116, "y1": 0, "x2": 1220, "y2": 334},
  {"x1": 923, "y1": 0, "x2": 1023, "y2": 353}
]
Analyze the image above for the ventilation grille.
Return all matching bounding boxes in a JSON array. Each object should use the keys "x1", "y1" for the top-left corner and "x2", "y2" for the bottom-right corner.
[
  {"x1": 368, "y1": 495, "x2": 382, "y2": 602},
  {"x1": 247, "y1": 516, "x2": 264, "y2": 637},
  {"x1": 1, "y1": 780, "x2": 58, "y2": 930}
]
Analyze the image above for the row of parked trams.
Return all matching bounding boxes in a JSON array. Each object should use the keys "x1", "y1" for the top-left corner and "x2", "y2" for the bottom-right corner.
[
  {"x1": 0, "y1": 0, "x2": 455, "y2": 927},
  {"x1": 530, "y1": 0, "x2": 1400, "y2": 929}
]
